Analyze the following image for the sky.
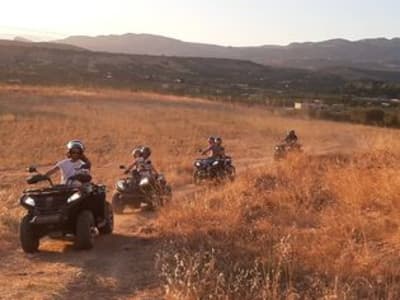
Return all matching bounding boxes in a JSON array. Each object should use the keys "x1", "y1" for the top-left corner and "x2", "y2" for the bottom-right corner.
[{"x1": 0, "y1": 0, "x2": 399, "y2": 46}]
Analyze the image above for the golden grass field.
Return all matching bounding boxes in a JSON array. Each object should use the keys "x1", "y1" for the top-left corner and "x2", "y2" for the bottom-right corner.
[{"x1": 1, "y1": 85, "x2": 400, "y2": 299}]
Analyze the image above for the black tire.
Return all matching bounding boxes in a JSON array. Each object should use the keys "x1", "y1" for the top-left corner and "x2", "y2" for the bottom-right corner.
[
  {"x1": 20, "y1": 215, "x2": 39, "y2": 253},
  {"x1": 226, "y1": 166, "x2": 236, "y2": 182},
  {"x1": 274, "y1": 152, "x2": 284, "y2": 161},
  {"x1": 112, "y1": 192, "x2": 125, "y2": 214},
  {"x1": 99, "y1": 202, "x2": 114, "y2": 235},
  {"x1": 163, "y1": 185, "x2": 173, "y2": 204},
  {"x1": 193, "y1": 171, "x2": 202, "y2": 185},
  {"x1": 75, "y1": 210, "x2": 95, "y2": 250}
]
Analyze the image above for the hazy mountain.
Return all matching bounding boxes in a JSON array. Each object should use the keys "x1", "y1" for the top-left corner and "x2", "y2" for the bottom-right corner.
[
  {"x1": 1, "y1": 41, "x2": 399, "y2": 99},
  {"x1": 57, "y1": 34, "x2": 400, "y2": 71},
  {"x1": 13, "y1": 36, "x2": 32, "y2": 43},
  {"x1": 0, "y1": 39, "x2": 87, "y2": 52},
  {"x1": 0, "y1": 39, "x2": 345, "y2": 94}
]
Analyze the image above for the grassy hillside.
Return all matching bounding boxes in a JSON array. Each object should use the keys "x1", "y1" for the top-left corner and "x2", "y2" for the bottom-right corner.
[{"x1": 1, "y1": 86, "x2": 400, "y2": 298}]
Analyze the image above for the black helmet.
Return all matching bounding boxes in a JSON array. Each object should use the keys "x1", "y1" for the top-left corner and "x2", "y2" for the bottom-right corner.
[
  {"x1": 215, "y1": 137, "x2": 222, "y2": 144},
  {"x1": 67, "y1": 140, "x2": 85, "y2": 152},
  {"x1": 288, "y1": 130, "x2": 296, "y2": 135},
  {"x1": 141, "y1": 146, "x2": 151, "y2": 158},
  {"x1": 208, "y1": 136, "x2": 215, "y2": 143}
]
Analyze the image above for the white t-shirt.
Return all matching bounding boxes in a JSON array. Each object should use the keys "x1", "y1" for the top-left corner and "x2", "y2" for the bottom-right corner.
[{"x1": 56, "y1": 159, "x2": 86, "y2": 185}]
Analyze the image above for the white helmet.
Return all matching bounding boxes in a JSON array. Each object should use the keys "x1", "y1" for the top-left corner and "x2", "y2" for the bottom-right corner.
[
  {"x1": 67, "y1": 140, "x2": 85, "y2": 152},
  {"x1": 131, "y1": 147, "x2": 142, "y2": 158}
]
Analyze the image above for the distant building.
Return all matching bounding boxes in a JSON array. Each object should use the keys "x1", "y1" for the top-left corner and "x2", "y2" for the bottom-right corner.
[
  {"x1": 174, "y1": 78, "x2": 184, "y2": 83},
  {"x1": 7, "y1": 79, "x2": 22, "y2": 84},
  {"x1": 294, "y1": 101, "x2": 328, "y2": 110},
  {"x1": 390, "y1": 98, "x2": 400, "y2": 104},
  {"x1": 294, "y1": 102, "x2": 303, "y2": 110}
]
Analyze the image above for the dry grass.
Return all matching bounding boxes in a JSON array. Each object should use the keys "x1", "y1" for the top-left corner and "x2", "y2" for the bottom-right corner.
[
  {"x1": 157, "y1": 141, "x2": 400, "y2": 299},
  {"x1": 1, "y1": 85, "x2": 400, "y2": 298}
]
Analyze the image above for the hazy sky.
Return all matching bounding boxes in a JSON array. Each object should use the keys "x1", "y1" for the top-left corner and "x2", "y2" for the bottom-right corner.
[{"x1": 1, "y1": 0, "x2": 399, "y2": 45}]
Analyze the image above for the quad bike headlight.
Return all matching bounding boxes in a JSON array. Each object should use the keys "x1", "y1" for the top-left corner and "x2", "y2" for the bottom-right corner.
[
  {"x1": 212, "y1": 160, "x2": 219, "y2": 166},
  {"x1": 117, "y1": 181, "x2": 126, "y2": 191},
  {"x1": 195, "y1": 161, "x2": 201, "y2": 167},
  {"x1": 67, "y1": 192, "x2": 81, "y2": 203},
  {"x1": 139, "y1": 177, "x2": 150, "y2": 186},
  {"x1": 23, "y1": 196, "x2": 35, "y2": 207}
]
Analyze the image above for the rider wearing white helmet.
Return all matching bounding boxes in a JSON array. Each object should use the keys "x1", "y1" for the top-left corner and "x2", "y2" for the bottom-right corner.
[
  {"x1": 140, "y1": 146, "x2": 158, "y2": 176},
  {"x1": 124, "y1": 145, "x2": 158, "y2": 177},
  {"x1": 124, "y1": 147, "x2": 144, "y2": 175},
  {"x1": 66, "y1": 140, "x2": 91, "y2": 169},
  {"x1": 202, "y1": 136, "x2": 224, "y2": 158},
  {"x1": 45, "y1": 139, "x2": 91, "y2": 186}
]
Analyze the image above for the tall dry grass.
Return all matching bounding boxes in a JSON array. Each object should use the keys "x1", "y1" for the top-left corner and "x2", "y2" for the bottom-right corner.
[{"x1": 157, "y1": 138, "x2": 400, "y2": 299}]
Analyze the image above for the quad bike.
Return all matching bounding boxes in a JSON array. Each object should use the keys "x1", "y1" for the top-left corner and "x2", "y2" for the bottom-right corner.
[
  {"x1": 193, "y1": 156, "x2": 236, "y2": 184},
  {"x1": 274, "y1": 143, "x2": 303, "y2": 161},
  {"x1": 112, "y1": 167, "x2": 172, "y2": 214},
  {"x1": 19, "y1": 166, "x2": 113, "y2": 253}
]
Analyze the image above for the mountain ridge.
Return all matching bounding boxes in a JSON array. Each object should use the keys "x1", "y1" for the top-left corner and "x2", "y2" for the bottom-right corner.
[{"x1": 56, "y1": 33, "x2": 400, "y2": 71}]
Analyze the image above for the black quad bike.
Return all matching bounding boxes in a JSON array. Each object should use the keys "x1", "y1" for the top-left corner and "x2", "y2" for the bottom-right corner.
[
  {"x1": 193, "y1": 156, "x2": 236, "y2": 184},
  {"x1": 112, "y1": 167, "x2": 172, "y2": 214},
  {"x1": 274, "y1": 143, "x2": 303, "y2": 161},
  {"x1": 19, "y1": 166, "x2": 113, "y2": 253}
]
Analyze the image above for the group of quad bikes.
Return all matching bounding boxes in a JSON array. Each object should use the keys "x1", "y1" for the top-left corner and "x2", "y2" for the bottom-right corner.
[{"x1": 18, "y1": 142, "x2": 301, "y2": 253}]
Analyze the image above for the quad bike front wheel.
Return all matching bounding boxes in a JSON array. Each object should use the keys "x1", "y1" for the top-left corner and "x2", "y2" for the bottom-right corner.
[
  {"x1": 75, "y1": 210, "x2": 95, "y2": 250},
  {"x1": 99, "y1": 202, "x2": 114, "y2": 235},
  {"x1": 20, "y1": 215, "x2": 40, "y2": 253},
  {"x1": 226, "y1": 166, "x2": 236, "y2": 182},
  {"x1": 112, "y1": 192, "x2": 125, "y2": 215}
]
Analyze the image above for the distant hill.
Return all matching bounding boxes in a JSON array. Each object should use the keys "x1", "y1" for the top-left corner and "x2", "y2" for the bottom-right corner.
[
  {"x1": 0, "y1": 40, "x2": 345, "y2": 96},
  {"x1": 57, "y1": 34, "x2": 400, "y2": 71},
  {"x1": 13, "y1": 36, "x2": 31, "y2": 43},
  {"x1": 0, "y1": 39, "x2": 87, "y2": 52},
  {"x1": 0, "y1": 40, "x2": 399, "y2": 99}
]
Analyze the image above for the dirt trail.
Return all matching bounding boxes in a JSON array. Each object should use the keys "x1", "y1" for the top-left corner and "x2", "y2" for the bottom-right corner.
[{"x1": 0, "y1": 141, "x2": 357, "y2": 300}]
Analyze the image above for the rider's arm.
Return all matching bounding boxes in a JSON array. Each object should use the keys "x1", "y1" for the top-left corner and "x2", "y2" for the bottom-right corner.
[
  {"x1": 201, "y1": 146, "x2": 211, "y2": 155},
  {"x1": 125, "y1": 161, "x2": 136, "y2": 173},
  {"x1": 150, "y1": 164, "x2": 158, "y2": 176},
  {"x1": 45, "y1": 165, "x2": 59, "y2": 177}
]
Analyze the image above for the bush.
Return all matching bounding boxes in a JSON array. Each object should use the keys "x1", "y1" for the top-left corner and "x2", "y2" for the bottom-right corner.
[{"x1": 365, "y1": 109, "x2": 385, "y2": 125}]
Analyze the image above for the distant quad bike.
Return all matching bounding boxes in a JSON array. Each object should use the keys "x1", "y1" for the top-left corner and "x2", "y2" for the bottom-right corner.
[
  {"x1": 112, "y1": 167, "x2": 172, "y2": 214},
  {"x1": 274, "y1": 143, "x2": 303, "y2": 161},
  {"x1": 19, "y1": 166, "x2": 113, "y2": 253},
  {"x1": 193, "y1": 156, "x2": 236, "y2": 184}
]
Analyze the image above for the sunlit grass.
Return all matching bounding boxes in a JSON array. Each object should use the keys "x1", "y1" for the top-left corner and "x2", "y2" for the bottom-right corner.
[{"x1": 1, "y1": 85, "x2": 400, "y2": 298}]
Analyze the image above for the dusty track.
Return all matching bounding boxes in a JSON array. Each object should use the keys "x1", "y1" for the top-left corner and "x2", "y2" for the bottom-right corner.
[{"x1": 0, "y1": 142, "x2": 356, "y2": 299}]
